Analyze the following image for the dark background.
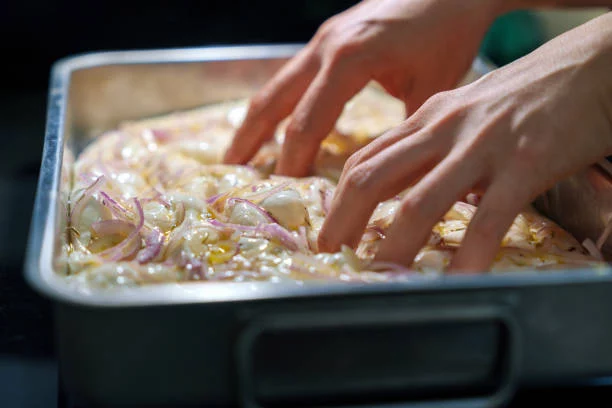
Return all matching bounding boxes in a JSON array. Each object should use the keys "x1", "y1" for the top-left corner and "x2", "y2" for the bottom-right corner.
[
  {"x1": 0, "y1": 2, "x2": 356, "y2": 407},
  {"x1": 0, "y1": 1, "x2": 610, "y2": 406}
]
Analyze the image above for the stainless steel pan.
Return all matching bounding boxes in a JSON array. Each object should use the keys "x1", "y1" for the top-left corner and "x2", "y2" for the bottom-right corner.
[{"x1": 25, "y1": 45, "x2": 612, "y2": 408}]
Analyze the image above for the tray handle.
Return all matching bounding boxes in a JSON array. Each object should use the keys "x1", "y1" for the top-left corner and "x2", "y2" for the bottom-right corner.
[{"x1": 236, "y1": 304, "x2": 520, "y2": 408}]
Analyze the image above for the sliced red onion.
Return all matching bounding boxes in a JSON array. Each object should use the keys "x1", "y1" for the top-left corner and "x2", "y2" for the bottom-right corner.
[
  {"x1": 226, "y1": 198, "x2": 277, "y2": 224},
  {"x1": 100, "y1": 191, "x2": 129, "y2": 220},
  {"x1": 115, "y1": 235, "x2": 141, "y2": 261},
  {"x1": 141, "y1": 188, "x2": 171, "y2": 209},
  {"x1": 164, "y1": 218, "x2": 192, "y2": 262},
  {"x1": 259, "y1": 223, "x2": 301, "y2": 251},
  {"x1": 207, "y1": 218, "x2": 250, "y2": 234},
  {"x1": 97, "y1": 198, "x2": 144, "y2": 262},
  {"x1": 70, "y1": 175, "x2": 106, "y2": 227},
  {"x1": 177, "y1": 251, "x2": 207, "y2": 280},
  {"x1": 91, "y1": 220, "x2": 135, "y2": 237},
  {"x1": 297, "y1": 226, "x2": 310, "y2": 251},
  {"x1": 140, "y1": 196, "x2": 170, "y2": 209},
  {"x1": 206, "y1": 219, "x2": 303, "y2": 251},
  {"x1": 150, "y1": 129, "x2": 173, "y2": 143},
  {"x1": 79, "y1": 172, "x2": 99, "y2": 184},
  {"x1": 137, "y1": 228, "x2": 165, "y2": 264},
  {"x1": 206, "y1": 193, "x2": 224, "y2": 204},
  {"x1": 245, "y1": 181, "x2": 291, "y2": 203}
]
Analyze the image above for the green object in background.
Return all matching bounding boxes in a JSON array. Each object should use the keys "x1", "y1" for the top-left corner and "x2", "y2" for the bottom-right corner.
[{"x1": 480, "y1": 11, "x2": 546, "y2": 66}]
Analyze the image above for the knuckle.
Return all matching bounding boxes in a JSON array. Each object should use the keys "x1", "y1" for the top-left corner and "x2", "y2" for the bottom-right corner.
[
  {"x1": 399, "y1": 193, "x2": 433, "y2": 221},
  {"x1": 344, "y1": 164, "x2": 375, "y2": 193},
  {"x1": 285, "y1": 117, "x2": 313, "y2": 142},
  {"x1": 326, "y1": 40, "x2": 362, "y2": 68},
  {"x1": 248, "y1": 93, "x2": 270, "y2": 118},
  {"x1": 425, "y1": 90, "x2": 452, "y2": 107},
  {"x1": 343, "y1": 151, "x2": 362, "y2": 173},
  {"x1": 412, "y1": 91, "x2": 452, "y2": 119},
  {"x1": 446, "y1": 102, "x2": 469, "y2": 122},
  {"x1": 315, "y1": 17, "x2": 338, "y2": 41}
]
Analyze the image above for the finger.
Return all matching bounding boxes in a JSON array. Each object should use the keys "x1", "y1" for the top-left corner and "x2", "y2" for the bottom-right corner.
[
  {"x1": 374, "y1": 148, "x2": 485, "y2": 266},
  {"x1": 224, "y1": 47, "x2": 319, "y2": 164},
  {"x1": 338, "y1": 115, "x2": 426, "y2": 180},
  {"x1": 449, "y1": 173, "x2": 532, "y2": 272},
  {"x1": 339, "y1": 91, "x2": 450, "y2": 179},
  {"x1": 275, "y1": 61, "x2": 369, "y2": 177},
  {"x1": 318, "y1": 132, "x2": 440, "y2": 253}
]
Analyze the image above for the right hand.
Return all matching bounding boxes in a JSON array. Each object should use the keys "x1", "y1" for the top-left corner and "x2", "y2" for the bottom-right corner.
[
  {"x1": 317, "y1": 10, "x2": 612, "y2": 270},
  {"x1": 224, "y1": 0, "x2": 507, "y2": 177}
]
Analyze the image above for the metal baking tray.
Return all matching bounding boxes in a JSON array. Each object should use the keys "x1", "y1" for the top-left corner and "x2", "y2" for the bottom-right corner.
[{"x1": 25, "y1": 45, "x2": 612, "y2": 408}]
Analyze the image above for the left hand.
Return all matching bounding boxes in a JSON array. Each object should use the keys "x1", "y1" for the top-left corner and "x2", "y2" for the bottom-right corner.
[
  {"x1": 223, "y1": 0, "x2": 502, "y2": 176},
  {"x1": 317, "y1": 12, "x2": 612, "y2": 272}
]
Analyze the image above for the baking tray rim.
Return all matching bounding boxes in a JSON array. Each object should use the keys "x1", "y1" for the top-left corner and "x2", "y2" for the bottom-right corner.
[{"x1": 24, "y1": 44, "x2": 612, "y2": 308}]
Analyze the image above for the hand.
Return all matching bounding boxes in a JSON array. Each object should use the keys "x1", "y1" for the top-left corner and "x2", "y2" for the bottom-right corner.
[
  {"x1": 318, "y1": 12, "x2": 612, "y2": 272},
  {"x1": 224, "y1": 0, "x2": 504, "y2": 176}
]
